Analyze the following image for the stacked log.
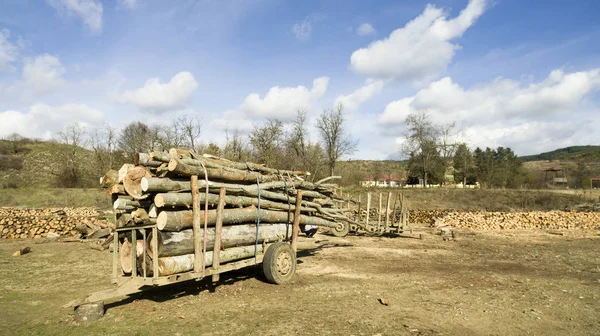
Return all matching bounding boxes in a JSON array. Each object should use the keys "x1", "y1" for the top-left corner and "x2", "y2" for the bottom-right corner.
[
  {"x1": 104, "y1": 149, "x2": 355, "y2": 277},
  {"x1": 0, "y1": 207, "x2": 110, "y2": 239},
  {"x1": 434, "y1": 211, "x2": 600, "y2": 230}
]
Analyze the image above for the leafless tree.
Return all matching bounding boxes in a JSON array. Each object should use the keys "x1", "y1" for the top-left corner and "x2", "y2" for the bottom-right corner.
[
  {"x1": 180, "y1": 115, "x2": 202, "y2": 150},
  {"x1": 223, "y1": 128, "x2": 249, "y2": 162},
  {"x1": 439, "y1": 121, "x2": 458, "y2": 161},
  {"x1": 89, "y1": 124, "x2": 120, "y2": 172},
  {"x1": 56, "y1": 123, "x2": 87, "y2": 187},
  {"x1": 402, "y1": 111, "x2": 443, "y2": 187},
  {"x1": 249, "y1": 119, "x2": 284, "y2": 167},
  {"x1": 316, "y1": 103, "x2": 358, "y2": 176},
  {"x1": 118, "y1": 121, "x2": 152, "y2": 159},
  {"x1": 5, "y1": 133, "x2": 24, "y2": 154}
]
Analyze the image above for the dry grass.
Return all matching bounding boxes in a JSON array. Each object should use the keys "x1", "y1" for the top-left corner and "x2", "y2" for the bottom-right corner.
[
  {"x1": 342, "y1": 188, "x2": 595, "y2": 211},
  {"x1": 0, "y1": 188, "x2": 111, "y2": 209}
]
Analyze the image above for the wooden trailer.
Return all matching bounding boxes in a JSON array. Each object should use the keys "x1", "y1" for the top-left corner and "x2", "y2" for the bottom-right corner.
[
  {"x1": 65, "y1": 186, "x2": 305, "y2": 319},
  {"x1": 328, "y1": 191, "x2": 410, "y2": 237}
]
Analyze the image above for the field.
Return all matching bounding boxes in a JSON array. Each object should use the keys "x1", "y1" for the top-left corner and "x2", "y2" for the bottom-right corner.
[{"x1": 2, "y1": 228, "x2": 599, "y2": 335}]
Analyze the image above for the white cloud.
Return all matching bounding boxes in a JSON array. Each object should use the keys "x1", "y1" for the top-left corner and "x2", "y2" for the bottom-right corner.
[
  {"x1": 47, "y1": 0, "x2": 103, "y2": 34},
  {"x1": 211, "y1": 109, "x2": 255, "y2": 133},
  {"x1": 212, "y1": 77, "x2": 330, "y2": 132},
  {"x1": 0, "y1": 29, "x2": 20, "y2": 72},
  {"x1": 118, "y1": 0, "x2": 137, "y2": 9},
  {"x1": 240, "y1": 76, "x2": 329, "y2": 119},
  {"x1": 2, "y1": 54, "x2": 66, "y2": 100},
  {"x1": 379, "y1": 68, "x2": 600, "y2": 154},
  {"x1": 350, "y1": 0, "x2": 486, "y2": 83},
  {"x1": 114, "y1": 72, "x2": 198, "y2": 112},
  {"x1": 334, "y1": 79, "x2": 384, "y2": 111},
  {"x1": 22, "y1": 54, "x2": 66, "y2": 95},
  {"x1": 357, "y1": 23, "x2": 376, "y2": 36},
  {"x1": 292, "y1": 17, "x2": 313, "y2": 40},
  {"x1": 0, "y1": 103, "x2": 104, "y2": 139}
]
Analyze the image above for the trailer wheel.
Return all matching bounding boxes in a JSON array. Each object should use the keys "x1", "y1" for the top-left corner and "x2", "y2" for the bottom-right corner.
[
  {"x1": 330, "y1": 222, "x2": 350, "y2": 237},
  {"x1": 263, "y1": 242, "x2": 296, "y2": 284}
]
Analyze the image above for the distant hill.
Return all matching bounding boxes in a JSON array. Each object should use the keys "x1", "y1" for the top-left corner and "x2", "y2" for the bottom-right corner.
[
  {"x1": 520, "y1": 146, "x2": 600, "y2": 162},
  {"x1": 0, "y1": 139, "x2": 98, "y2": 188}
]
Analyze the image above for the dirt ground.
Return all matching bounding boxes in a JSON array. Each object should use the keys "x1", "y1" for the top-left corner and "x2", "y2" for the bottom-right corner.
[{"x1": 1, "y1": 229, "x2": 600, "y2": 336}]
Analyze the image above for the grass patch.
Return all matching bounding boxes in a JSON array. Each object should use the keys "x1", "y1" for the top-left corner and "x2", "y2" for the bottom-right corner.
[
  {"x1": 0, "y1": 188, "x2": 111, "y2": 209},
  {"x1": 342, "y1": 188, "x2": 597, "y2": 211}
]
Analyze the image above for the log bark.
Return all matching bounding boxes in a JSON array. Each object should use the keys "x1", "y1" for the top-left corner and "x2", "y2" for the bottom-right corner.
[
  {"x1": 157, "y1": 207, "x2": 338, "y2": 231},
  {"x1": 113, "y1": 198, "x2": 151, "y2": 211},
  {"x1": 135, "y1": 153, "x2": 163, "y2": 167},
  {"x1": 140, "y1": 244, "x2": 266, "y2": 276},
  {"x1": 167, "y1": 158, "x2": 281, "y2": 183},
  {"x1": 106, "y1": 183, "x2": 126, "y2": 196},
  {"x1": 146, "y1": 223, "x2": 288, "y2": 258},
  {"x1": 154, "y1": 192, "x2": 317, "y2": 212},
  {"x1": 99, "y1": 170, "x2": 118, "y2": 187},
  {"x1": 141, "y1": 177, "x2": 332, "y2": 204},
  {"x1": 152, "y1": 151, "x2": 309, "y2": 177}
]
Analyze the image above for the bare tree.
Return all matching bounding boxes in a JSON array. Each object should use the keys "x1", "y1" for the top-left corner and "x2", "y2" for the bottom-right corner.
[
  {"x1": 89, "y1": 124, "x2": 120, "y2": 172},
  {"x1": 180, "y1": 116, "x2": 202, "y2": 150},
  {"x1": 58, "y1": 123, "x2": 86, "y2": 147},
  {"x1": 439, "y1": 122, "x2": 458, "y2": 161},
  {"x1": 402, "y1": 111, "x2": 442, "y2": 187},
  {"x1": 316, "y1": 103, "x2": 358, "y2": 176},
  {"x1": 223, "y1": 128, "x2": 249, "y2": 162},
  {"x1": 249, "y1": 119, "x2": 284, "y2": 167},
  {"x1": 118, "y1": 121, "x2": 152, "y2": 159},
  {"x1": 56, "y1": 123, "x2": 87, "y2": 187},
  {"x1": 5, "y1": 133, "x2": 24, "y2": 154}
]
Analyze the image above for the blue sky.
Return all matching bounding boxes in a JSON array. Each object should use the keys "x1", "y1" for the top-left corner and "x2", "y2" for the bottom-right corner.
[{"x1": 1, "y1": 0, "x2": 599, "y2": 159}]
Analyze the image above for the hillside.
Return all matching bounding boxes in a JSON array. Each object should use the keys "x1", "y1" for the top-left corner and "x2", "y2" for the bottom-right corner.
[
  {"x1": 0, "y1": 139, "x2": 99, "y2": 188},
  {"x1": 520, "y1": 146, "x2": 600, "y2": 162}
]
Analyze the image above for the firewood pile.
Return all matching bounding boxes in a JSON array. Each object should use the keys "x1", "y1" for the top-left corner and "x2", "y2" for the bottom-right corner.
[
  {"x1": 434, "y1": 211, "x2": 600, "y2": 230},
  {"x1": 0, "y1": 207, "x2": 110, "y2": 239},
  {"x1": 407, "y1": 210, "x2": 450, "y2": 225},
  {"x1": 350, "y1": 208, "x2": 445, "y2": 225},
  {"x1": 104, "y1": 149, "x2": 355, "y2": 276}
]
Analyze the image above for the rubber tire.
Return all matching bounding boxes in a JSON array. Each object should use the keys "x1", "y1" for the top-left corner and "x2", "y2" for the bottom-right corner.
[
  {"x1": 262, "y1": 242, "x2": 297, "y2": 284},
  {"x1": 330, "y1": 222, "x2": 350, "y2": 237}
]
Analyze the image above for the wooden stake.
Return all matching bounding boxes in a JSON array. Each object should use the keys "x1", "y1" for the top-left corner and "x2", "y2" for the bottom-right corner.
[
  {"x1": 291, "y1": 190, "x2": 304, "y2": 252},
  {"x1": 366, "y1": 193, "x2": 371, "y2": 229},
  {"x1": 391, "y1": 193, "x2": 399, "y2": 226},
  {"x1": 378, "y1": 192, "x2": 382, "y2": 231},
  {"x1": 358, "y1": 194, "x2": 362, "y2": 223},
  {"x1": 212, "y1": 187, "x2": 226, "y2": 282},
  {"x1": 385, "y1": 192, "x2": 392, "y2": 230},
  {"x1": 191, "y1": 175, "x2": 202, "y2": 273}
]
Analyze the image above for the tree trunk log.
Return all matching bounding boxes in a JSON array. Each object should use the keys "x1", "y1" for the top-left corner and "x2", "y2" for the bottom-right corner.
[
  {"x1": 140, "y1": 244, "x2": 265, "y2": 276},
  {"x1": 135, "y1": 153, "x2": 163, "y2": 167},
  {"x1": 167, "y1": 158, "x2": 281, "y2": 183},
  {"x1": 154, "y1": 192, "x2": 317, "y2": 212},
  {"x1": 157, "y1": 207, "x2": 338, "y2": 231},
  {"x1": 119, "y1": 238, "x2": 144, "y2": 273},
  {"x1": 123, "y1": 166, "x2": 152, "y2": 199},
  {"x1": 146, "y1": 223, "x2": 288, "y2": 258},
  {"x1": 99, "y1": 170, "x2": 118, "y2": 187}
]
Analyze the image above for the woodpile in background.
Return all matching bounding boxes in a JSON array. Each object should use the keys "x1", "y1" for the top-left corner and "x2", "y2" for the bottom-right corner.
[
  {"x1": 435, "y1": 211, "x2": 600, "y2": 230},
  {"x1": 106, "y1": 149, "x2": 355, "y2": 276},
  {"x1": 0, "y1": 207, "x2": 110, "y2": 239}
]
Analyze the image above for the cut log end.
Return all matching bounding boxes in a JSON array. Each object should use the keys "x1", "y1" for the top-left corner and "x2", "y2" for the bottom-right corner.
[
  {"x1": 167, "y1": 159, "x2": 179, "y2": 172},
  {"x1": 123, "y1": 166, "x2": 151, "y2": 200}
]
